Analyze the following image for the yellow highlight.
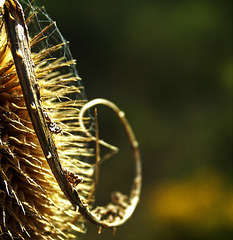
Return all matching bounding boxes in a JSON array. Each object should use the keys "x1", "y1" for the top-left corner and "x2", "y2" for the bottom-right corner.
[{"x1": 149, "y1": 169, "x2": 232, "y2": 231}]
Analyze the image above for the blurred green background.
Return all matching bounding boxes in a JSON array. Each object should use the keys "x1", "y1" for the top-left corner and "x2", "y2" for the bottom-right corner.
[{"x1": 39, "y1": 0, "x2": 232, "y2": 239}]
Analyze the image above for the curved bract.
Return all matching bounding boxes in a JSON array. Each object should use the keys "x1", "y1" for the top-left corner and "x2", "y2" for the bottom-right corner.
[
  {"x1": 0, "y1": 0, "x2": 141, "y2": 238},
  {"x1": 78, "y1": 98, "x2": 142, "y2": 229}
]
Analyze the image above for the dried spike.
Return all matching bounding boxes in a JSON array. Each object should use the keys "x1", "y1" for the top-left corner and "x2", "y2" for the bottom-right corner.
[{"x1": 1, "y1": 0, "x2": 141, "y2": 239}]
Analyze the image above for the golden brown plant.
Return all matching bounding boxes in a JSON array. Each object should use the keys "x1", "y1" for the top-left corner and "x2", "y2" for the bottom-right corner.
[{"x1": 0, "y1": 0, "x2": 141, "y2": 239}]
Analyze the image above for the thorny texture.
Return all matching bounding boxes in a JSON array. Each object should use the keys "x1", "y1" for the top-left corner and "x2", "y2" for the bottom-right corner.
[
  {"x1": 0, "y1": 1, "x2": 95, "y2": 239},
  {"x1": 0, "y1": 0, "x2": 141, "y2": 239}
]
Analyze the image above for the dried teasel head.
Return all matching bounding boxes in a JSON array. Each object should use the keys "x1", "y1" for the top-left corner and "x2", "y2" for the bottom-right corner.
[{"x1": 0, "y1": 0, "x2": 142, "y2": 239}]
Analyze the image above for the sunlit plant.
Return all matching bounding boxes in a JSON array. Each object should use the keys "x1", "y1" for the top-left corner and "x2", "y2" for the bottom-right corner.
[{"x1": 0, "y1": 0, "x2": 141, "y2": 239}]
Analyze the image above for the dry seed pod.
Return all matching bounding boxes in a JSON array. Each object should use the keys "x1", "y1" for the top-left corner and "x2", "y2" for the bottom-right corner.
[{"x1": 0, "y1": 0, "x2": 141, "y2": 239}]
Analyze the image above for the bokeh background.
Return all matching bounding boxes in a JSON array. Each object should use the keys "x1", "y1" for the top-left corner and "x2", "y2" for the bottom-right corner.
[{"x1": 39, "y1": 0, "x2": 232, "y2": 239}]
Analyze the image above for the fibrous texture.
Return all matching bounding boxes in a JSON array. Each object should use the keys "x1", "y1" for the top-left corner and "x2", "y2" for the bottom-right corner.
[
  {"x1": 0, "y1": 1, "x2": 95, "y2": 239},
  {"x1": 0, "y1": 1, "x2": 141, "y2": 239}
]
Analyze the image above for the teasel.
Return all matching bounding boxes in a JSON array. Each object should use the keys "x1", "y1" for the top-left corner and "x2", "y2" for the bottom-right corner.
[{"x1": 0, "y1": 0, "x2": 141, "y2": 239}]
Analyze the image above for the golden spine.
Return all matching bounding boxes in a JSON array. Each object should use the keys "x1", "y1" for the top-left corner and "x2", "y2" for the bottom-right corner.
[
  {"x1": 0, "y1": 1, "x2": 141, "y2": 239},
  {"x1": 0, "y1": 0, "x2": 94, "y2": 239}
]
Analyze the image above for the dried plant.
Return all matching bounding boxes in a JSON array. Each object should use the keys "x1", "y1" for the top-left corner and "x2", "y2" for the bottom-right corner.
[{"x1": 0, "y1": 0, "x2": 141, "y2": 239}]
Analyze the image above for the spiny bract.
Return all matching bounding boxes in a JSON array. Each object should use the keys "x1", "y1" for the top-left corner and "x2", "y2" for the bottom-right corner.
[
  {"x1": 0, "y1": 1, "x2": 95, "y2": 239},
  {"x1": 0, "y1": 1, "x2": 141, "y2": 239}
]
